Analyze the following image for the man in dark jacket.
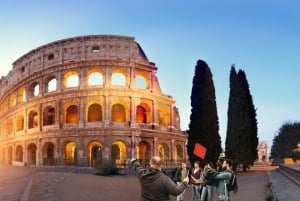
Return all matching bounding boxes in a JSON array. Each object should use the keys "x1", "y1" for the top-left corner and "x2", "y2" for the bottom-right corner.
[{"x1": 132, "y1": 156, "x2": 189, "y2": 201}]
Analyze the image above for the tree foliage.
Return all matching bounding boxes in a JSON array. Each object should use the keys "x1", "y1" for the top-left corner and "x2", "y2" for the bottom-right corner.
[
  {"x1": 187, "y1": 60, "x2": 221, "y2": 165},
  {"x1": 271, "y1": 122, "x2": 300, "y2": 160},
  {"x1": 225, "y1": 65, "x2": 258, "y2": 171}
]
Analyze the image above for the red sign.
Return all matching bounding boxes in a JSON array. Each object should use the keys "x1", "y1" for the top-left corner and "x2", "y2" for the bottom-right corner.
[{"x1": 193, "y1": 143, "x2": 207, "y2": 159}]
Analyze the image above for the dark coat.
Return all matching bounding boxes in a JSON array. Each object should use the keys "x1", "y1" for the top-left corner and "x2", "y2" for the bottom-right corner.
[
  {"x1": 132, "y1": 160, "x2": 188, "y2": 201},
  {"x1": 174, "y1": 167, "x2": 190, "y2": 183}
]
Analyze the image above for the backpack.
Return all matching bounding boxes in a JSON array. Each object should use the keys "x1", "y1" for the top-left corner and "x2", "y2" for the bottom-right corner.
[{"x1": 226, "y1": 171, "x2": 238, "y2": 192}]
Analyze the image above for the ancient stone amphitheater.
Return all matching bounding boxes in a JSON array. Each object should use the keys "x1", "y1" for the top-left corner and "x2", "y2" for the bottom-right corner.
[{"x1": 0, "y1": 35, "x2": 187, "y2": 167}]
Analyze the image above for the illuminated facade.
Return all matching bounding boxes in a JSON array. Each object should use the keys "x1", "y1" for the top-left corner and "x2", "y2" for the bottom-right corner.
[{"x1": 0, "y1": 35, "x2": 187, "y2": 167}]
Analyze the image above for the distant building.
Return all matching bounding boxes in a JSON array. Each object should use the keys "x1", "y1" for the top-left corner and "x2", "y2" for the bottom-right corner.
[
  {"x1": 0, "y1": 35, "x2": 187, "y2": 167},
  {"x1": 257, "y1": 141, "x2": 269, "y2": 164}
]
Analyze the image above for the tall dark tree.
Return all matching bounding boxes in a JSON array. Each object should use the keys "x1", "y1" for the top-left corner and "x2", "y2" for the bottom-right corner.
[
  {"x1": 187, "y1": 60, "x2": 221, "y2": 165},
  {"x1": 237, "y1": 70, "x2": 258, "y2": 164},
  {"x1": 271, "y1": 122, "x2": 300, "y2": 160},
  {"x1": 226, "y1": 65, "x2": 258, "y2": 172}
]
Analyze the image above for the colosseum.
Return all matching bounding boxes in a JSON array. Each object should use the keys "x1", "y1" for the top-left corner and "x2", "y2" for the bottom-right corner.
[{"x1": 0, "y1": 35, "x2": 187, "y2": 168}]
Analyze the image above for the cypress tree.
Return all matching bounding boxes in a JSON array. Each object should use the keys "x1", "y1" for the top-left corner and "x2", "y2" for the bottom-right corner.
[
  {"x1": 226, "y1": 65, "x2": 258, "y2": 171},
  {"x1": 226, "y1": 66, "x2": 243, "y2": 167},
  {"x1": 187, "y1": 60, "x2": 221, "y2": 165},
  {"x1": 237, "y1": 70, "x2": 258, "y2": 165}
]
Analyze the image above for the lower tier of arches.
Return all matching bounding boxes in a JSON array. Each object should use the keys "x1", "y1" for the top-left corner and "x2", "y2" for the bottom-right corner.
[{"x1": 0, "y1": 131, "x2": 187, "y2": 168}]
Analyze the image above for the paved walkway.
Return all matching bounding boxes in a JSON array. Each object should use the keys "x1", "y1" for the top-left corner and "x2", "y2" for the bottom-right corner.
[
  {"x1": 268, "y1": 169, "x2": 300, "y2": 201},
  {"x1": 0, "y1": 165, "x2": 34, "y2": 201},
  {"x1": 0, "y1": 164, "x2": 299, "y2": 201}
]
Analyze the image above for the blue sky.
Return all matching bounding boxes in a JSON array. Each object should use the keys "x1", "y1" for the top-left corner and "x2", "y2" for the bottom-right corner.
[{"x1": 1, "y1": 1, "x2": 300, "y2": 149}]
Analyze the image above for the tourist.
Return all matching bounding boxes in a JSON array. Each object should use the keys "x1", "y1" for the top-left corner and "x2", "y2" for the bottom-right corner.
[
  {"x1": 214, "y1": 159, "x2": 234, "y2": 201},
  {"x1": 131, "y1": 156, "x2": 189, "y2": 201},
  {"x1": 189, "y1": 161, "x2": 203, "y2": 201},
  {"x1": 174, "y1": 162, "x2": 190, "y2": 201},
  {"x1": 200, "y1": 161, "x2": 218, "y2": 201}
]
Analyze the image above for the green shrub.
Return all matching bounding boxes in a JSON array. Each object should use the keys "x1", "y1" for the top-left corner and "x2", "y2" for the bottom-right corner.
[{"x1": 94, "y1": 161, "x2": 118, "y2": 176}]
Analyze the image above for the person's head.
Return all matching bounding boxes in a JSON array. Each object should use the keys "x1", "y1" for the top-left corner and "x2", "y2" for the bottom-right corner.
[
  {"x1": 222, "y1": 158, "x2": 233, "y2": 170},
  {"x1": 181, "y1": 162, "x2": 187, "y2": 168},
  {"x1": 217, "y1": 157, "x2": 225, "y2": 167},
  {"x1": 150, "y1": 156, "x2": 162, "y2": 170},
  {"x1": 193, "y1": 161, "x2": 201, "y2": 169},
  {"x1": 206, "y1": 161, "x2": 214, "y2": 169}
]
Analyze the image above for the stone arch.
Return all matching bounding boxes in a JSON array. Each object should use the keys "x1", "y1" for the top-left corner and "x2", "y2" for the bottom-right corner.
[
  {"x1": 87, "y1": 102, "x2": 102, "y2": 122},
  {"x1": 9, "y1": 94, "x2": 16, "y2": 107},
  {"x1": 111, "y1": 140, "x2": 127, "y2": 166},
  {"x1": 87, "y1": 68, "x2": 104, "y2": 86},
  {"x1": 64, "y1": 141, "x2": 77, "y2": 165},
  {"x1": 157, "y1": 104, "x2": 169, "y2": 126},
  {"x1": 137, "y1": 141, "x2": 151, "y2": 167},
  {"x1": 45, "y1": 75, "x2": 57, "y2": 92},
  {"x1": 64, "y1": 103, "x2": 78, "y2": 123},
  {"x1": 175, "y1": 144, "x2": 184, "y2": 165},
  {"x1": 15, "y1": 145, "x2": 23, "y2": 162},
  {"x1": 111, "y1": 103, "x2": 126, "y2": 122},
  {"x1": 16, "y1": 113, "x2": 24, "y2": 131},
  {"x1": 17, "y1": 87, "x2": 26, "y2": 103},
  {"x1": 64, "y1": 70, "x2": 79, "y2": 88},
  {"x1": 158, "y1": 143, "x2": 169, "y2": 165},
  {"x1": 28, "y1": 81, "x2": 40, "y2": 98},
  {"x1": 28, "y1": 110, "x2": 38, "y2": 129},
  {"x1": 87, "y1": 141, "x2": 103, "y2": 167},
  {"x1": 135, "y1": 75, "x2": 147, "y2": 89},
  {"x1": 27, "y1": 143, "x2": 37, "y2": 165},
  {"x1": 43, "y1": 106, "x2": 55, "y2": 126},
  {"x1": 42, "y1": 142, "x2": 55, "y2": 166},
  {"x1": 111, "y1": 69, "x2": 127, "y2": 86},
  {"x1": 135, "y1": 70, "x2": 150, "y2": 89},
  {"x1": 136, "y1": 103, "x2": 151, "y2": 124}
]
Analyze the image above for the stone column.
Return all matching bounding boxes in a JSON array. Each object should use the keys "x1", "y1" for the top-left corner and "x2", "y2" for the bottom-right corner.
[
  {"x1": 57, "y1": 70, "x2": 62, "y2": 92},
  {"x1": 78, "y1": 98, "x2": 84, "y2": 128},
  {"x1": 152, "y1": 100, "x2": 157, "y2": 129},
  {"x1": 77, "y1": 137, "x2": 85, "y2": 166},
  {"x1": 55, "y1": 138, "x2": 63, "y2": 166},
  {"x1": 37, "y1": 139, "x2": 42, "y2": 166},
  {"x1": 153, "y1": 137, "x2": 158, "y2": 156},
  {"x1": 23, "y1": 141, "x2": 27, "y2": 165},
  {"x1": 103, "y1": 95, "x2": 110, "y2": 127}
]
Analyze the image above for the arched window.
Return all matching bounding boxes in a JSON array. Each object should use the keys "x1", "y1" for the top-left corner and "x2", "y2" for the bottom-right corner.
[
  {"x1": 28, "y1": 110, "x2": 38, "y2": 129},
  {"x1": 88, "y1": 72, "x2": 103, "y2": 86},
  {"x1": 28, "y1": 82, "x2": 39, "y2": 98},
  {"x1": 64, "y1": 71, "x2": 79, "y2": 88},
  {"x1": 47, "y1": 78, "x2": 57, "y2": 92},
  {"x1": 16, "y1": 145, "x2": 23, "y2": 162},
  {"x1": 9, "y1": 94, "x2": 16, "y2": 106},
  {"x1": 66, "y1": 105, "x2": 78, "y2": 123},
  {"x1": 136, "y1": 106, "x2": 147, "y2": 123},
  {"x1": 136, "y1": 75, "x2": 146, "y2": 89},
  {"x1": 112, "y1": 73, "x2": 126, "y2": 86},
  {"x1": 16, "y1": 114, "x2": 24, "y2": 131},
  {"x1": 43, "y1": 106, "x2": 55, "y2": 125},
  {"x1": 112, "y1": 104, "x2": 126, "y2": 122},
  {"x1": 88, "y1": 103, "x2": 102, "y2": 122},
  {"x1": 18, "y1": 87, "x2": 26, "y2": 103}
]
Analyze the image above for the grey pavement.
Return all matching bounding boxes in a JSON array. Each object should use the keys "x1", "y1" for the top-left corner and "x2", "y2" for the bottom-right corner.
[
  {"x1": 0, "y1": 165, "x2": 34, "y2": 201},
  {"x1": 0, "y1": 164, "x2": 299, "y2": 201},
  {"x1": 268, "y1": 169, "x2": 300, "y2": 201}
]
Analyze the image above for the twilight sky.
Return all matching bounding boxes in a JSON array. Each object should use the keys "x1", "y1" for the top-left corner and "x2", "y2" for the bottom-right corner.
[{"x1": 1, "y1": 0, "x2": 300, "y2": 149}]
